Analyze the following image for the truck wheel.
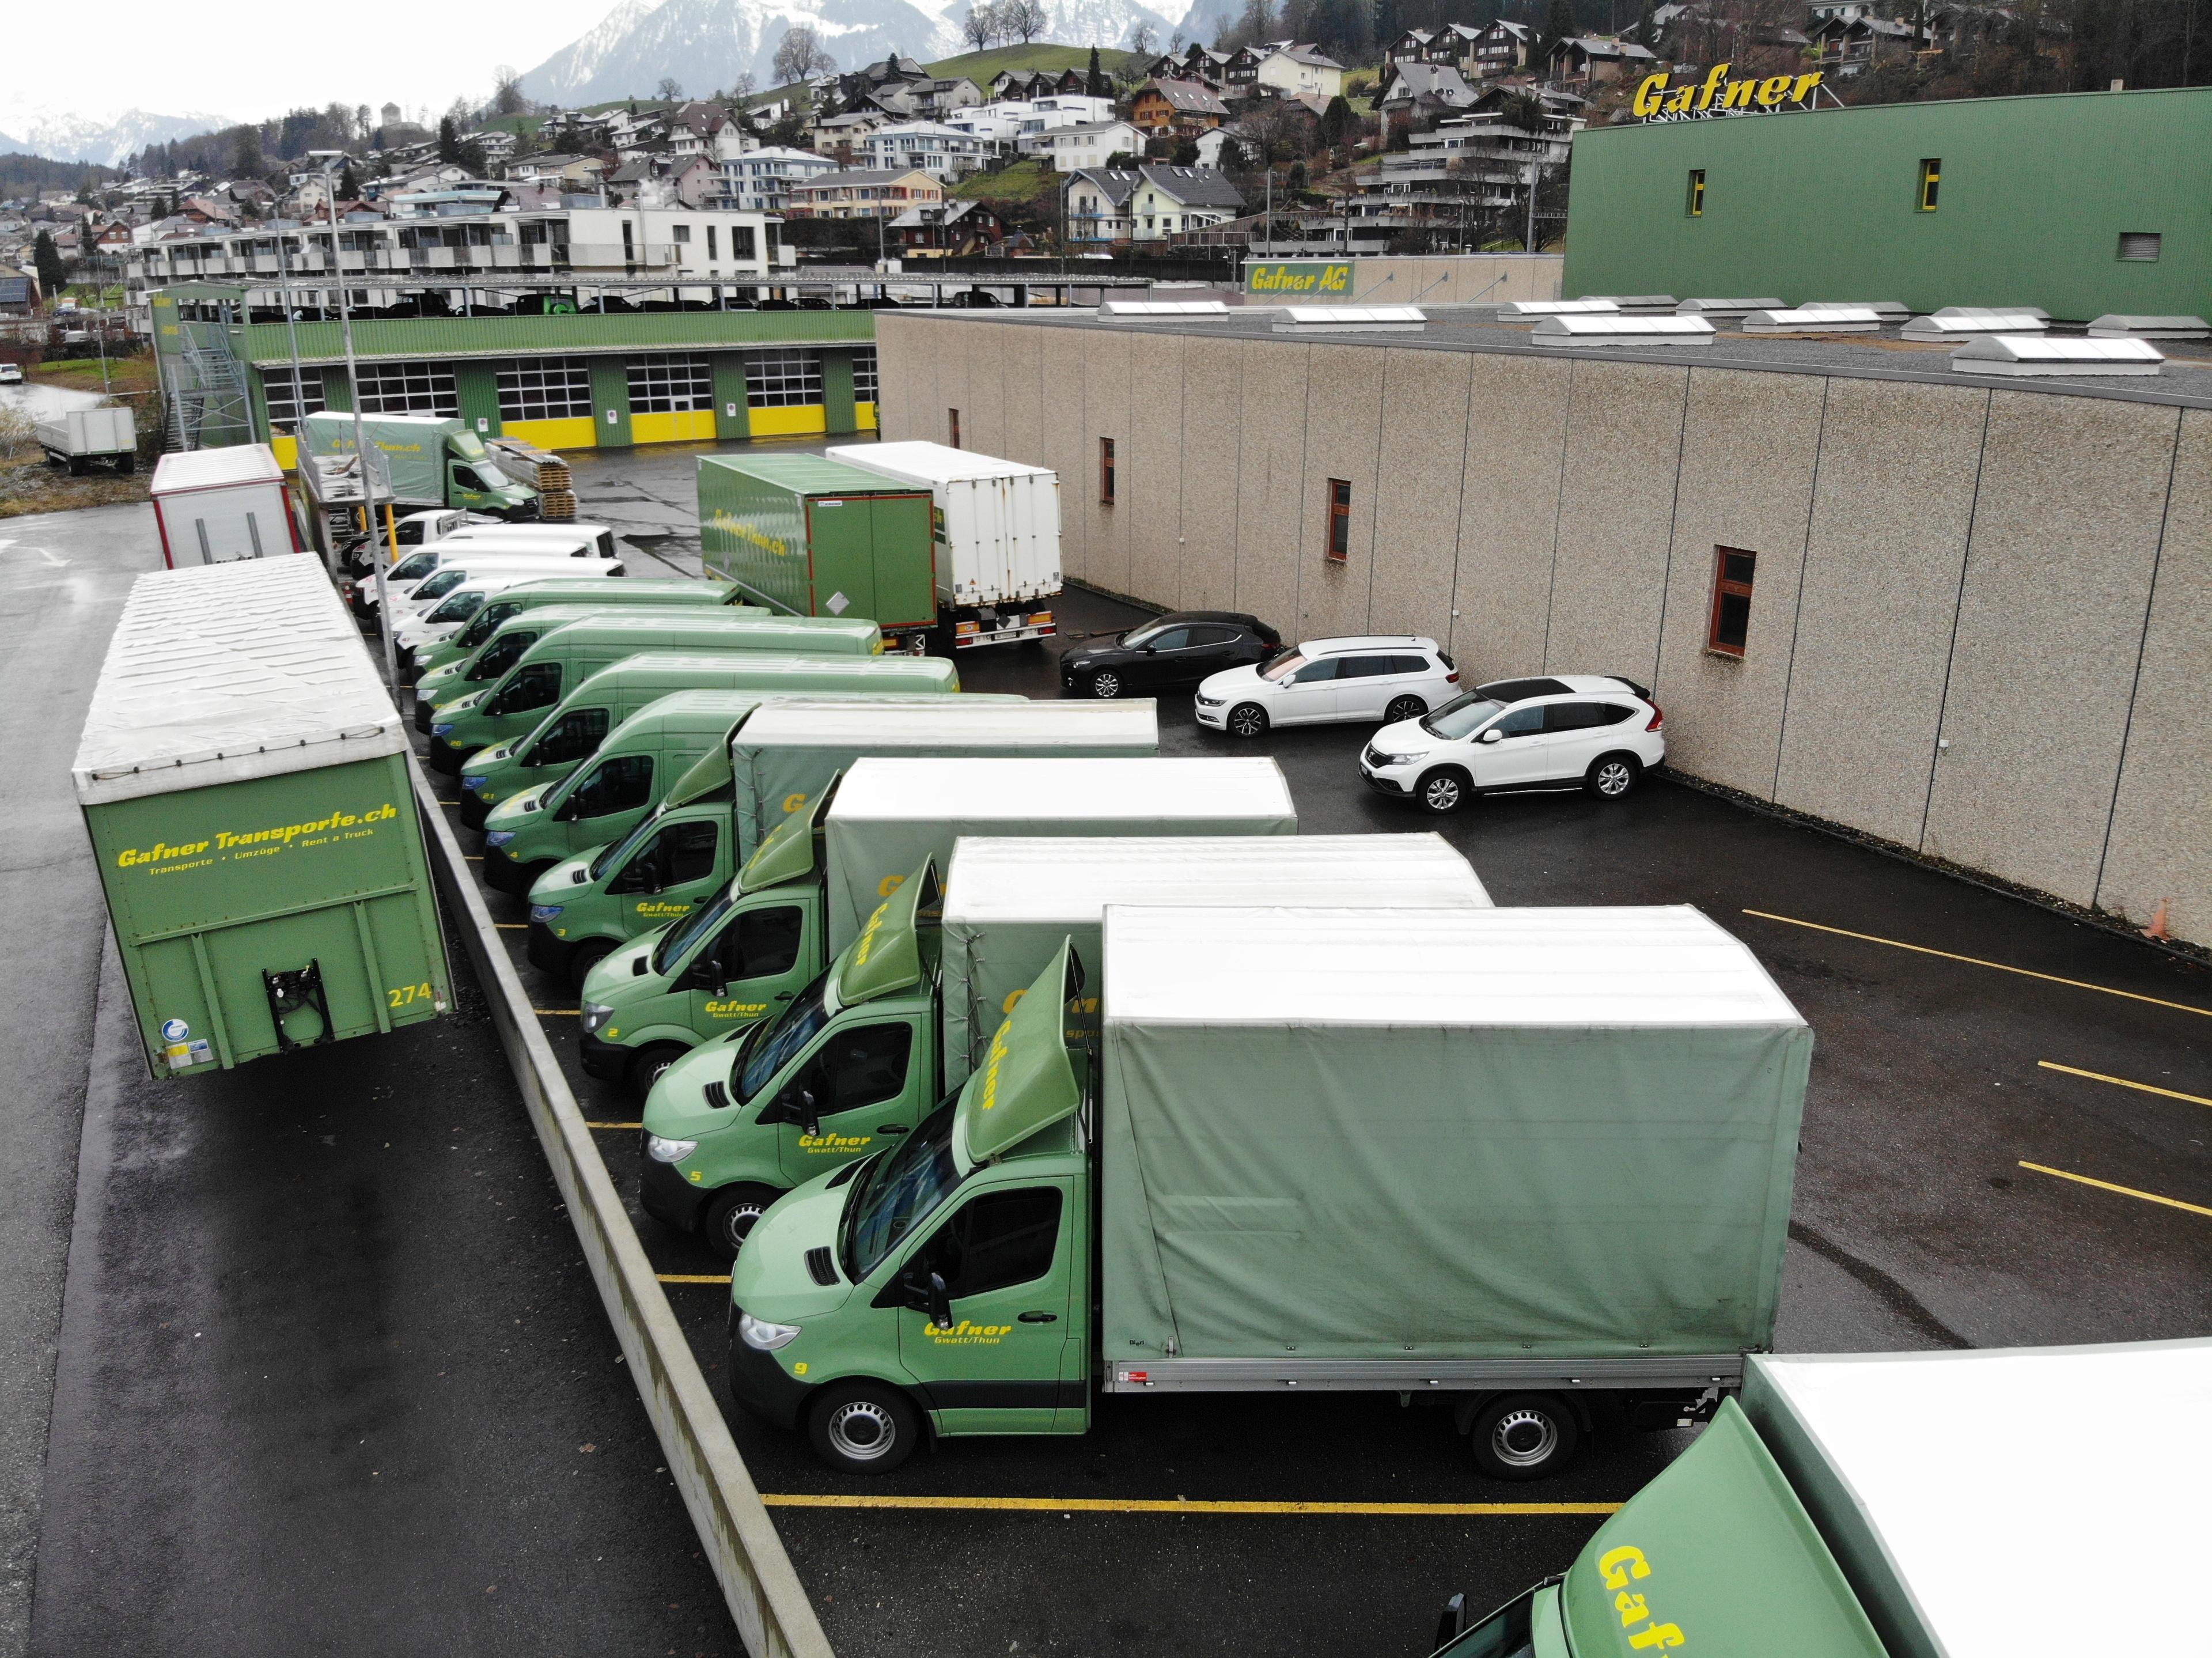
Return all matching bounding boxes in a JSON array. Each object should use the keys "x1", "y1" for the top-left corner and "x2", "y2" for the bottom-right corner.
[
  {"x1": 808, "y1": 1381, "x2": 921, "y2": 1474},
  {"x1": 118, "y1": 455, "x2": 137, "y2": 476},
  {"x1": 566, "y1": 939, "x2": 613, "y2": 990},
  {"x1": 627, "y1": 1042, "x2": 688, "y2": 1098},
  {"x1": 702, "y1": 1183, "x2": 783, "y2": 1259},
  {"x1": 1226, "y1": 702, "x2": 1268, "y2": 739},
  {"x1": 1468, "y1": 1394, "x2": 1581, "y2": 1481},
  {"x1": 1586, "y1": 753, "x2": 1642, "y2": 800}
]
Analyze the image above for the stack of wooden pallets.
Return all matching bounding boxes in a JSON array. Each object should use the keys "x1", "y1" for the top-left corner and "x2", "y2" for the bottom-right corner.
[{"x1": 488, "y1": 437, "x2": 575, "y2": 521}]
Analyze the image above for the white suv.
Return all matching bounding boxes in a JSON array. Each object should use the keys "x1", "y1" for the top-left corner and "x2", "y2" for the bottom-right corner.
[
  {"x1": 1196, "y1": 637, "x2": 1459, "y2": 737},
  {"x1": 1358, "y1": 675, "x2": 1665, "y2": 812}
]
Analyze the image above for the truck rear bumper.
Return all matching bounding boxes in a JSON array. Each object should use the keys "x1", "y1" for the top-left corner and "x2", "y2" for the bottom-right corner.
[
  {"x1": 724, "y1": 1312, "x2": 812, "y2": 1431},
  {"x1": 1100, "y1": 1353, "x2": 1747, "y2": 1394}
]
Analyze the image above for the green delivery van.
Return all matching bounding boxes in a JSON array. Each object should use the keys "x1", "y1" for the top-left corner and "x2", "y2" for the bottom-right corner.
[
  {"x1": 720, "y1": 904, "x2": 1809, "y2": 1474},
  {"x1": 424, "y1": 613, "x2": 885, "y2": 773},
  {"x1": 698, "y1": 453, "x2": 936, "y2": 642},
  {"x1": 457, "y1": 650, "x2": 964, "y2": 831},
  {"x1": 404, "y1": 578, "x2": 754, "y2": 683},
  {"x1": 414, "y1": 603, "x2": 665, "y2": 732},
  {"x1": 619, "y1": 755, "x2": 1298, "y2": 1240},
  {"x1": 75, "y1": 556, "x2": 449, "y2": 1078}
]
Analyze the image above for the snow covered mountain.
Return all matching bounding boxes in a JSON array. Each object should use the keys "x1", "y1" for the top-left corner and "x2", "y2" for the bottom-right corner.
[
  {"x1": 0, "y1": 101, "x2": 233, "y2": 168},
  {"x1": 519, "y1": 0, "x2": 1175, "y2": 105}
]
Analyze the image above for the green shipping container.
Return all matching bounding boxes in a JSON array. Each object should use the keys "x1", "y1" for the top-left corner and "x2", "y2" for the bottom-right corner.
[
  {"x1": 74, "y1": 557, "x2": 449, "y2": 1078},
  {"x1": 697, "y1": 454, "x2": 936, "y2": 633}
]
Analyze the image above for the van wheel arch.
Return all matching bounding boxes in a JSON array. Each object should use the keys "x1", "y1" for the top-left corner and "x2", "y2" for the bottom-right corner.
[{"x1": 806, "y1": 1377, "x2": 929, "y2": 1474}]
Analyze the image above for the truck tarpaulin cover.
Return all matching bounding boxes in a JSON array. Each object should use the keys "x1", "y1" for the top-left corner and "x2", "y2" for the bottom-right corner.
[{"x1": 1099, "y1": 906, "x2": 1810, "y2": 1360}]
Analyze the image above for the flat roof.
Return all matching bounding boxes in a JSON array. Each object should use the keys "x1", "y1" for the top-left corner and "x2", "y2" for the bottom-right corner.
[{"x1": 887, "y1": 302, "x2": 2212, "y2": 410}]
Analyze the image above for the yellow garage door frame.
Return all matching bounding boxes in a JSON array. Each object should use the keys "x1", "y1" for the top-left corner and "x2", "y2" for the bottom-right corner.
[
  {"x1": 856, "y1": 402, "x2": 878, "y2": 431},
  {"x1": 630, "y1": 410, "x2": 718, "y2": 445},
  {"x1": 748, "y1": 404, "x2": 828, "y2": 439},
  {"x1": 503, "y1": 416, "x2": 599, "y2": 451}
]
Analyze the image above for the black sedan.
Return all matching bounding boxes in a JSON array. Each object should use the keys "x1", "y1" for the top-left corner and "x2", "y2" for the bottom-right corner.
[{"x1": 1060, "y1": 611, "x2": 1283, "y2": 699}]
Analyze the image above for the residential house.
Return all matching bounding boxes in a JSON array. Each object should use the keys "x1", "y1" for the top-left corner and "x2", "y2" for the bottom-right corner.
[
  {"x1": 1019, "y1": 120, "x2": 1144, "y2": 172},
  {"x1": 807, "y1": 108, "x2": 890, "y2": 164},
  {"x1": 505, "y1": 153, "x2": 608, "y2": 189},
  {"x1": 1338, "y1": 100, "x2": 1581, "y2": 249},
  {"x1": 1126, "y1": 164, "x2": 1242, "y2": 242},
  {"x1": 856, "y1": 121, "x2": 991, "y2": 181},
  {"x1": 1231, "y1": 43, "x2": 1347, "y2": 99},
  {"x1": 1810, "y1": 13, "x2": 1925, "y2": 71},
  {"x1": 1544, "y1": 36, "x2": 1660, "y2": 87},
  {"x1": 1380, "y1": 62, "x2": 1481, "y2": 130},
  {"x1": 716, "y1": 146, "x2": 836, "y2": 213},
  {"x1": 1131, "y1": 80, "x2": 1230, "y2": 138},
  {"x1": 782, "y1": 168, "x2": 943, "y2": 219},
  {"x1": 874, "y1": 77, "x2": 985, "y2": 119},
  {"x1": 667, "y1": 101, "x2": 757, "y2": 162},
  {"x1": 1194, "y1": 125, "x2": 1257, "y2": 168},
  {"x1": 0, "y1": 274, "x2": 37, "y2": 314},
  {"x1": 891, "y1": 198, "x2": 1005, "y2": 256},
  {"x1": 1471, "y1": 19, "x2": 1536, "y2": 75},
  {"x1": 1061, "y1": 166, "x2": 1141, "y2": 245},
  {"x1": 1383, "y1": 28, "x2": 1434, "y2": 67}
]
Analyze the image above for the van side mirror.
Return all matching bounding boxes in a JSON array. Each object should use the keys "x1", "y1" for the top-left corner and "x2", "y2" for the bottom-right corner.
[
  {"x1": 1433, "y1": 1592, "x2": 1467, "y2": 1652},
  {"x1": 926, "y1": 1271, "x2": 952, "y2": 1330},
  {"x1": 681, "y1": 950, "x2": 718, "y2": 991},
  {"x1": 798, "y1": 1088, "x2": 820, "y2": 1140}
]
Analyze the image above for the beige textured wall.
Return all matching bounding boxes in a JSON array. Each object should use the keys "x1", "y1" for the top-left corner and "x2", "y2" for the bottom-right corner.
[{"x1": 872, "y1": 313, "x2": 2207, "y2": 942}]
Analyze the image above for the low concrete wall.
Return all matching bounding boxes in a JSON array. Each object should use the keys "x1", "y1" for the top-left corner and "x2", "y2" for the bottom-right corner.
[
  {"x1": 880, "y1": 312, "x2": 2211, "y2": 945},
  {"x1": 412, "y1": 764, "x2": 835, "y2": 1658},
  {"x1": 1240, "y1": 254, "x2": 1563, "y2": 306}
]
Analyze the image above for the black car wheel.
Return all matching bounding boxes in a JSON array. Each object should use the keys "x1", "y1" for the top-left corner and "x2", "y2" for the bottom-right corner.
[
  {"x1": 1089, "y1": 670, "x2": 1124, "y2": 699},
  {"x1": 1226, "y1": 702, "x2": 1269, "y2": 739},
  {"x1": 1383, "y1": 695, "x2": 1427, "y2": 724}
]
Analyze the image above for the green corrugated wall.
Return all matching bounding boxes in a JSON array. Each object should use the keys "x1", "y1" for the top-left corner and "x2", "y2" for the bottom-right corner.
[
  {"x1": 589, "y1": 357, "x2": 632, "y2": 448},
  {"x1": 455, "y1": 363, "x2": 503, "y2": 438},
  {"x1": 710, "y1": 353, "x2": 752, "y2": 441},
  {"x1": 821, "y1": 349, "x2": 857, "y2": 435}
]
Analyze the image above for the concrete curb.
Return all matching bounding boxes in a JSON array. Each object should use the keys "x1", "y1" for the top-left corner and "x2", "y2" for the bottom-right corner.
[{"x1": 410, "y1": 762, "x2": 834, "y2": 1658}]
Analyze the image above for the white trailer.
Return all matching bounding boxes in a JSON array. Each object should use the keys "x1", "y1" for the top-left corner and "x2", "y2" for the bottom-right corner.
[
  {"x1": 36, "y1": 406, "x2": 137, "y2": 474},
  {"x1": 825, "y1": 440, "x2": 1062, "y2": 650},
  {"x1": 149, "y1": 445, "x2": 301, "y2": 567}
]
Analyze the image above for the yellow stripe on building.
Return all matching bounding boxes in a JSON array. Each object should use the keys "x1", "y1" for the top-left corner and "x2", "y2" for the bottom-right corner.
[
  {"x1": 503, "y1": 417, "x2": 598, "y2": 451},
  {"x1": 749, "y1": 404, "x2": 828, "y2": 438},
  {"x1": 856, "y1": 401, "x2": 878, "y2": 430},
  {"x1": 630, "y1": 410, "x2": 718, "y2": 445}
]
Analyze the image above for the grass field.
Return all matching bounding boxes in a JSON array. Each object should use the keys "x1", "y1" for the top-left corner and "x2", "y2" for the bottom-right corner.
[
  {"x1": 923, "y1": 44, "x2": 1142, "y2": 81},
  {"x1": 31, "y1": 354, "x2": 160, "y2": 396},
  {"x1": 949, "y1": 158, "x2": 1054, "y2": 204}
]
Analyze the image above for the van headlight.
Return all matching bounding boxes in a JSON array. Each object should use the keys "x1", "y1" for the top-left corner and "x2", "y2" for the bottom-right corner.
[
  {"x1": 484, "y1": 830, "x2": 517, "y2": 849},
  {"x1": 738, "y1": 1309, "x2": 801, "y2": 1351},
  {"x1": 530, "y1": 904, "x2": 565, "y2": 923},
  {"x1": 431, "y1": 722, "x2": 456, "y2": 737},
  {"x1": 580, "y1": 1001, "x2": 615, "y2": 1035},
  {"x1": 460, "y1": 774, "x2": 487, "y2": 791},
  {"x1": 645, "y1": 1133, "x2": 697, "y2": 1163}
]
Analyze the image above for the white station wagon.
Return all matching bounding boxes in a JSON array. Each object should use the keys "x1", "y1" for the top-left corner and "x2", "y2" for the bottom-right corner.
[
  {"x1": 1196, "y1": 636, "x2": 1460, "y2": 737},
  {"x1": 1358, "y1": 675, "x2": 1665, "y2": 812}
]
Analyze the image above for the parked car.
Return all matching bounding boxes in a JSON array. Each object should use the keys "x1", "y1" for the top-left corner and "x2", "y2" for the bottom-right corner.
[
  {"x1": 0, "y1": 362, "x2": 23, "y2": 384},
  {"x1": 1196, "y1": 635, "x2": 1456, "y2": 736},
  {"x1": 1358, "y1": 675, "x2": 1664, "y2": 812},
  {"x1": 1063, "y1": 611, "x2": 1282, "y2": 699}
]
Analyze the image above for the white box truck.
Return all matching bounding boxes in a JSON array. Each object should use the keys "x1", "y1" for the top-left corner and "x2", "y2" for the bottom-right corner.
[
  {"x1": 37, "y1": 405, "x2": 137, "y2": 474},
  {"x1": 149, "y1": 445, "x2": 302, "y2": 567},
  {"x1": 825, "y1": 441, "x2": 1062, "y2": 650}
]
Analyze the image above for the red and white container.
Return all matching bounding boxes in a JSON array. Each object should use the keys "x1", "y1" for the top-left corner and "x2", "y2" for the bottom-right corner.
[{"x1": 150, "y1": 445, "x2": 302, "y2": 568}]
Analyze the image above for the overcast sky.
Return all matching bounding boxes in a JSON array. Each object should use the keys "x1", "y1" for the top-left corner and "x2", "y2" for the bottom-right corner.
[{"x1": 9, "y1": 0, "x2": 630, "y2": 128}]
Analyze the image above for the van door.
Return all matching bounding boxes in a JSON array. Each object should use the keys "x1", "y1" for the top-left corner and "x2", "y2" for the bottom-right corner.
[
  {"x1": 553, "y1": 753, "x2": 654, "y2": 834},
  {"x1": 683, "y1": 891, "x2": 813, "y2": 1035},
  {"x1": 768, "y1": 1016, "x2": 927, "y2": 1184},
  {"x1": 606, "y1": 817, "x2": 727, "y2": 936},
  {"x1": 518, "y1": 706, "x2": 611, "y2": 774},
  {"x1": 890, "y1": 1180, "x2": 1075, "y2": 1434}
]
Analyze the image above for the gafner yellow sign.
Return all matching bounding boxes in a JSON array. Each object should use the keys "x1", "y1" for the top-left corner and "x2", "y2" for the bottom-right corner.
[{"x1": 1633, "y1": 62, "x2": 1823, "y2": 120}]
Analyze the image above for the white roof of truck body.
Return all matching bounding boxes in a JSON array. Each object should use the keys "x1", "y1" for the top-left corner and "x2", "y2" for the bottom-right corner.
[
  {"x1": 734, "y1": 699, "x2": 1156, "y2": 751},
  {"x1": 824, "y1": 440, "x2": 1056, "y2": 484},
  {"x1": 150, "y1": 444, "x2": 285, "y2": 494},
  {"x1": 830, "y1": 755, "x2": 1291, "y2": 824},
  {"x1": 1103, "y1": 905, "x2": 1804, "y2": 1027},
  {"x1": 74, "y1": 554, "x2": 404, "y2": 805},
  {"x1": 1749, "y1": 1340, "x2": 2212, "y2": 1658},
  {"x1": 945, "y1": 833, "x2": 1490, "y2": 923}
]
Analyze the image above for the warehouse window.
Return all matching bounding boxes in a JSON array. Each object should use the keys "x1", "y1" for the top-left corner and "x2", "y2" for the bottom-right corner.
[
  {"x1": 262, "y1": 370, "x2": 325, "y2": 431},
  {"x1": 1099, "y1": 436, "x2": 1115, "y2": 504},
  {"x1": 497, "y1": 356, "x2": 593, "y2": 421},
  {"x1": 949, "y1": 408, "x2": 962, "y2": 448},
  {"x1": 1707, "y1": 547, "x2": 1757, "y2": 657},
  {"x1": 1917, "y1": 158, "x2": 1940, "y2": 211},
  {"x1": 1686, "y1": 168, "x2": 1705, "y2": 217},
  {"x1": 851, "y1": 347, "x2": 878, "y2": 404},
  {"x1": 1325, "y1": 479, "x2": 1351, "y2": 562},
  {"x1": 706, "y1": 226, "x2": 717, "y2": 260},
  {"x1": 732, "y1": 225, "x2": 757, "y2": 261},
  {"x1": 353, "y1": 359, "x2": 459, "y2": 416},
  {"x1": 745, "y1": 349, "x2": 823, "y2": 407},
  {"x1": 627, "y1": 353, "x2": 714, "y2": 413},
  {"x1": 2118, "y1": 232, "x2": 2162, "y2": 262}
]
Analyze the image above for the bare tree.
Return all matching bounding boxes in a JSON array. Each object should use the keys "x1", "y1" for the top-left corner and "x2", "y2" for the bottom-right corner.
[
  {"x1": 1009, "y1": 0, "x2": 1048, "y2": 42},
  {"x1": 772, "y1": 23, "x2": 838, "y2": 84},
  {"x1": 656, "y1": 75, "x2": 684, "y2": 101},
  {"x1": 492, "y1": 66, "x2": 529, "y2": 115},
  {"x1": 963, "y1": 3, "x2": 998, "y2": 48},
  {"x1": 729, "y1": 70, "x2": 759, "y2": 100},
  {"x1": 1128, "y1": 20, "x2": 1159, "y2": 51}
]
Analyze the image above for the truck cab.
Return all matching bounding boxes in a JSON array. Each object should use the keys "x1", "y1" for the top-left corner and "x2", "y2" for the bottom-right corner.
[
  {"x1": 721, "y1": 944, "x2": 1090, "y2": 1469},
  {"x1": 635, "y1": 858, "x2": 952, "y2": 1257}
]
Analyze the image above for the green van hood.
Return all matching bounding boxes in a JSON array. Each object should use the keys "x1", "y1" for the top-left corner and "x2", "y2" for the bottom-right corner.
[
  {"x1": 1559, "y1": 1399, "x2": 1886, "y2": 1658},
  {"x1": 955, "y1": 941, "x2": 1084, "y2": 1168},
  {"x1": 636, "y1": 1026, "x2": 739, "y2": 1137},
  {"x1": 433, "y1": 690, "x2": 486, "y2": 718},
  {"x1": 729, "y1": 1173, "x2": 857, "y2": 1319},
  {"x1": 529, "y1": 854, "x2": 593, "y2": 907},
  {"x1": 484, "y1": 784, "x2": 552, "y2": 831}
]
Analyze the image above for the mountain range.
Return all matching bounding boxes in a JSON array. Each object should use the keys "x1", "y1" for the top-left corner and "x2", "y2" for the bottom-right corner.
[
  {"x1": 0, "y1": 101, "x2": 235, "y2": 168},
  {"x1": 517, "y1": 0, "x2": 1188, "y2": 104}
]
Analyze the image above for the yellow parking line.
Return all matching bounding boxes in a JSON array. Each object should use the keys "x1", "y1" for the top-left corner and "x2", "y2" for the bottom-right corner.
[
  {"x1": 2018, "y1": 1161, "x2": 2212, "y2": 1219},
  {"x1": 760, "y1": 1494, "x2": 1622, "y2": 1517},
  {"x1": 2037, "y1": 1061, "x2": 2212, "y2": 1110},
  {"x1": 1741, "y1": 910, "x2": 2212, "y2": 1019},
  {"x1": 657, "y1": 1273, "x2": 731, "y2": 1285},
  {"x1": 535, "y1": 1008, "x2": 579, "y2": 1016},
  {"x1": 585, "y1": 1120, "x2": 642, "y2": 1129}
]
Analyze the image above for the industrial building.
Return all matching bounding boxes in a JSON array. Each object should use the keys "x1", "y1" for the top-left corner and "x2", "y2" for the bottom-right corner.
[
  {"x1": 1562, "y1": 85, "x2": 2212, "y2": 320},
  {"x1": 876, "y1": 305, "x2": 2211, "y2": 944}
]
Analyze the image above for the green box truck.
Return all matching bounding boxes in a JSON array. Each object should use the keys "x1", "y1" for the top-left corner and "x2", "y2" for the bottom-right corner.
[
  {"x1": 625, "y1": 756, "x2": 1299, "y2": 1243},
  {"x1": 424, "y1": 613, "x2": 885, "y2": 771},
  {"x1": 1430, "y1": 1338, "x2": 2207, "y2": 1658},
  {"x1": 698, "y1": 455, "x2": 937, "y2": 646},
  {"x1": 302, "y1": 411, "x2": 540, "y2": 520},
  {"x1": 528, "y1": 701, "x2": 1164, "y2": 973},
  {"x1": 74, "y1": 555, "x2": 449, "y2": 1078},
  {"x1": 723, "y1": 903, "x2": 1809, "y2": 1473},
  {"x1": 460, "y1": 651, "x2": 965, "y2": 830}
]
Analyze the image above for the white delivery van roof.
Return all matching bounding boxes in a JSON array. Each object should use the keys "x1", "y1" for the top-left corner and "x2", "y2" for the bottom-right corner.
[
  {"x1": 1747, "y1": 1340, "x2": 2211, "y2": 1658},
  {"x1": 825, "y1": 440, "x2": 1055, "y2": 484},
  {"x1": 832, "y1": 755, "x2": 1292, "y2": 824},
  {"x1": 150, "y1": 444, "x2": 285, "y2": 494},
  {"x1": 945, "y1": 833, "x2": 1490, "y2": 924},
  {"x1": 736, "y1": 699, "x2": 1157, "y2": 751},
  {"x1": 74, "y1": 554, "x2": 404, "y2": 805},
  {"x1": 1103, "y1": 905, "x2": 1804, "y2": 1028}
]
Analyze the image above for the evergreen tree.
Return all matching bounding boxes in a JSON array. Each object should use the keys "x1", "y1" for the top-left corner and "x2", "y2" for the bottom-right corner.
[
  {"x1": 33, "y1": 230, "x2": 66, "y2": 300},
  {"x1": 437, "y1": 115, "x2": 461, "y2": 164},
  {"x1": 1087, "y1": 44, "x2": 1108, "y2": 95},
  {"x1": 1542, "y1": 0, "x2": 1577, "y2": 59},
  {"x1": 339, "y1": 164, "x2": 361, "y2": 200},
  {"x1": 233, "y1": 126, "x2": 263, "y2": 179}
]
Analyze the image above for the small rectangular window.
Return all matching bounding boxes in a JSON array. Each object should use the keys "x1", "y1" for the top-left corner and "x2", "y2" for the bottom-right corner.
[
  {"x1": 2118, "y1": 232, "x2": 2161, "y2": 262},
  {"x1": 672, "y1": 224, "x2": 691, "y2": 243},
  {"x1": 1708, "y1": 547, "x2": 1757, "y2": 657},
  {"x1": 706, "y1": 226, "x2": 718, "y2": 259},
  {"x1": 1917, "y1": 158, "x2": 1940, "y2": 211},
  {"x1": 1100, "y1": 436, "x2": 1116, "y2": 504},
  {"x1": 1686, "y1": 169, "x2": 1705, "y2": 217},
  {"x1": 1325, "y1": 479, "x2": 1351, "y2": 562},
  {"x1": 949, "y1": 408, "x2": 962, "y2": 448}
]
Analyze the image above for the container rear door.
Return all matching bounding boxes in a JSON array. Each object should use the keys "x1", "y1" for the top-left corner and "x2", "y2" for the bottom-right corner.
[
  {"x1": 806, "y1": 497, "x2": 870, "y2": 623},
  {"x1": 189, "y1": 486, "x2": 273, "y2": 563},
  {"x1": 867, "y1": 496, "x2": 935, "y2": 631}
]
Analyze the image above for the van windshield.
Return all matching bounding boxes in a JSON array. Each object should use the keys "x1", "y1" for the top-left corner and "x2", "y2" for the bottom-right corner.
[
  {"x1": 652, "y1": 888, "x2": 734, "y2": 977},
  {"x1": 459, "y1": 601, "x2": 523, "y2": 648},
  {"x1": 414, "y1": 569, "x2": 467, "y2": 600},
  {"x1": 468, "y1": 630, "x2": 535, "y2": 680},
  {"x1": 738, "y1": 966, "x2": 835, "y2": 1101},
  {"x1": 1423, "y1": 694, "x2": 1506, "y2": 741},
  {"x1": 425, "y1": 590, "x2": 487, "y2": 624},
  {"x1": 1259, "y1": 650, "x2": 1308, "y2": 683},
  {"x1": 840, "y1": 1101, "x2": 960, "y2": 1284},
  {"x1": 391, "y1": 551, "x2": 441, "y2": 582},
  {"x1": 593, "y1": 811, "x2": 664, "y2": 883}
]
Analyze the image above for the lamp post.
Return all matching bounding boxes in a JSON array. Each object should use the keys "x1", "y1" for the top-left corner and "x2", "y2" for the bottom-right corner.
[{"x1": 310, "y1": 149, "x2": 402, "y2": 705}]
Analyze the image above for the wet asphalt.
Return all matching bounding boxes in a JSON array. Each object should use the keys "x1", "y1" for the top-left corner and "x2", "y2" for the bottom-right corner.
[{"x1": 10, "y1": 439, "x2": 2210, "y2": 1658}]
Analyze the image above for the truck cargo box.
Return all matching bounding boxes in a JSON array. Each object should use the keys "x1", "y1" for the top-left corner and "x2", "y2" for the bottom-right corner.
[
  {"x1": 1097, "y1": 905, "x2": 1808, "y2": 1370},
  {"x1": 74, "y1": 557, "x2": 449, "y2": 1077},
  {"x1": 149, "y1": 445, "x2": 301, "y2": 566},
  {"x1": 36, "y1": 404, "x2": 137, "y2": 470},
  {"x1": 824, "y1": 440, "x2": 1061, "y2": 612},
  {"x1": 698, "y1": 454, "x2": 936, "y2": 635}
]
